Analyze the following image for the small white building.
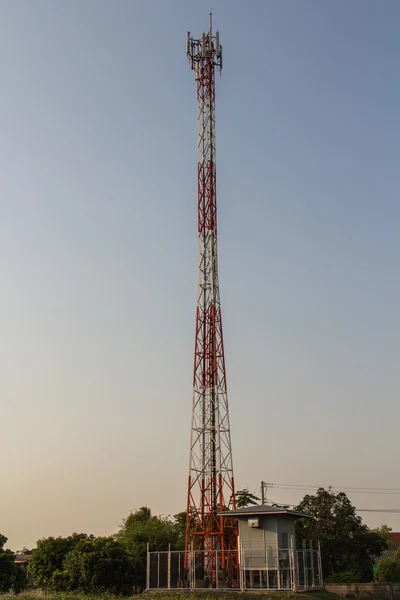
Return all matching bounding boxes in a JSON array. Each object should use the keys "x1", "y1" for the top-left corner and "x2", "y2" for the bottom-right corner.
[{"x1": 219, "y1": 504, "x2": 323, "y2": 591}]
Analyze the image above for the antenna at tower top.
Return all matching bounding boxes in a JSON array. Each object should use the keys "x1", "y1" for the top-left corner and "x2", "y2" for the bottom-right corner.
[{"x1": 186, "y1": 18, "x2": 223, "y2": 73}]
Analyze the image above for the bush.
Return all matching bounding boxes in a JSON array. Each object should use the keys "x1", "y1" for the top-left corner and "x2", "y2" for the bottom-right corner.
[
  {"x1": 0, "y1": 534, "x2": 20, "y2": 593},
  {"x1": 28, "y1": 534, "x2": 135, "y2": 594},
  {"x1": 12, "y1": 564, "x2": 28, "y2": 593},
  {"x1": 374, "y1": 552, "x2": 400, "y2": 583},
  {"x1": 325, "y1": 571, "x2": 360, "y2": 583},
  {"x1": 61, "y1": 536, "x2": 135, "y2": 594}
]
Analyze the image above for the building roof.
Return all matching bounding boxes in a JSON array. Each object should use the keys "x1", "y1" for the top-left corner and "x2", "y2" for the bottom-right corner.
[
  {"x1": 390, "y1": 532, "x2": 400, "y2": 548},
  {"x1": 14, "y1": 553, "x2": 32, "y2": 564},
  {"x1": 218, "y1": 504, "x2": 312, "y2": 519}
]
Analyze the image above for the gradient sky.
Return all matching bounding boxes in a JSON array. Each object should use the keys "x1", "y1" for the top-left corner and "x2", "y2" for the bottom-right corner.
[{"x1": 1, "y1": 0, "x2": 400, "y2": 551}]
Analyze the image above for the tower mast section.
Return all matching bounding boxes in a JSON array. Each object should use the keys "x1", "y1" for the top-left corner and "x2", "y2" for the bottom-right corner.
[{"x1": 185, "y1": 20, "x2": 237, "y2": 582}]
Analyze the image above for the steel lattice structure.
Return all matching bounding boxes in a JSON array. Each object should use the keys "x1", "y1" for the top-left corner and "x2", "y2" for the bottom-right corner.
[{"x1": 185, "y1": 19, "x2": 237, "y2": 582}]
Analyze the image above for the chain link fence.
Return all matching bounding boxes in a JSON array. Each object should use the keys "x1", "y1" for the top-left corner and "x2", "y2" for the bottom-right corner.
[{"x1": 147, "y1": 542, "x2": 322, "y2": 591}]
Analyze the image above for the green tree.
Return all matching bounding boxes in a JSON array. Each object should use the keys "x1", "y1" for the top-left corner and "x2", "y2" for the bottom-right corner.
[
  {"x1": 173, "y1": 511, "x2": 187, "y2": 550},
  {"x1": 235, "y1": 488, "x2": 260, "y2": 508},
  {"x1": 373, "y1": 524, "x2": 396, "y2": 549},
  {"x1": 60, "y1": 537, "x2": 135, "y2": 594},
  {"x1": 13, "y1": 563, "x2": 28, "y2": 593},
  {"x1": 116, "y1": 507, "x2": 180, "y2": 590},
  {"x1": 28, "y1": 533, "x2": 91, "y2": 590},
  {"x1": 374, "y1": 550, "x2": 400, "y2": 583},
  {"x1": 0, "y1": 535, "x2": 17, "y2": 593},
  {"x1": 295, "y1": 488, "x2": 387, "y2": 582}
]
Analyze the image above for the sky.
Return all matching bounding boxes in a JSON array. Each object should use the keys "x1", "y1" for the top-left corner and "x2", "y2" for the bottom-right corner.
[{"x1": 1, "y1": 0, "x2": 399, "y2": 551}]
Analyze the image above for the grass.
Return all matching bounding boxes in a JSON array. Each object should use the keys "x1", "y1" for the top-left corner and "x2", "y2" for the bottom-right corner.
[{"x1": 0, "y1": 592, "x2": 342, "y2": 600}]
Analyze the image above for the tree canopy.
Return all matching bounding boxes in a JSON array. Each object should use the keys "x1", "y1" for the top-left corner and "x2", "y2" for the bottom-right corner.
[
  {"x1": 28, "y1": 534, "x2": 93, "y2": 590},
  {"x1": 28, "y1": 533, "x2": 135, "y2": 594},
  {"x1": 116, "y1": 506, "x2": 182, "y2": 590},
  {"x1": 0, "y1": 535, "x2": 16, "y2": 593},
  {"x1": 116, "y1": 506, "x2": 181, "y2": 555},
  {"x1": 0, "y1": 534, "x2": 26, "y2": 593},
  {"x1": 173, "y1": 511, "x2": 187, "y2": 550},
  {"x1": 235, "y1": 488, "x2": 260, "y2": 508},
  {"x1": 26, "y1": 508, "x2": 185, "y2": 594},
  {"x1": 295, "y1": 488, "x2": 387, "y2": 582},
  {"x1": 372, "y1": 525, "x2": 396, "y2": 549},
  {"x1": 60, "y1": 536, "x2": 135, "y2": 594}
]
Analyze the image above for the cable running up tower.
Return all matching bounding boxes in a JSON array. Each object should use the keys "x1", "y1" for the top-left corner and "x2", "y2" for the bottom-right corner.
[{"x1": 185, "y1": 18, "x2": 237, "y2": 580}]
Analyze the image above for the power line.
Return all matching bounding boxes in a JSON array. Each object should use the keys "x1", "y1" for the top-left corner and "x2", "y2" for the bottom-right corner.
[
  {"x1": 359, "y1": 509, "x2": 400, "y2": 513},
  {"x1": 271, "y1": 484, "x2": 400, "y2": 495},
  {"x1": 273, "y1": 483, "x2": 400, "y2": 491},
  {"x1": 268, "y1": 503, "x2": 400, "y2": 514},
  {"x1": 262, "y1": 482, "x2": 400, "y2": 513}
]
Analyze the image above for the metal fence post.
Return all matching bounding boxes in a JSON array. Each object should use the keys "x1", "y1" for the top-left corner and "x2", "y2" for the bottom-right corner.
[
  {"x1": 310, "y1": 540, "x2": 315, "y2": 588},
  {"x1": 302, "y1": 540, "x2": 308, "y2": 590},
  {"x1": 168, "y1": 544, "x2": 171, "y2": 589},
  {"x1": 296, "y1": 550, "x2": 301, "y2": 590},
  {"x1": 240, "y1": 539, "x2": 245, "y2": 591},
  {"x1": 277, "y1": 547, "x2": 281, "y2": 590},
  {"x1": 190, "y1": 545, "x2": 194, "y2": 591},
  {"x1": 290, "y1": 536, "x2": 296, "y2": 592},
  {"x1": 146, "y1": 544, "x2": 150, "y2": 590},
  {"x1": 318, "y1": 541, "x2": 323, "y2": 587}
]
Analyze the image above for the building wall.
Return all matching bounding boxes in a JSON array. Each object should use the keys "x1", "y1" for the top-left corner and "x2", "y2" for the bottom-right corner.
[
  {"x1": 238, "y1": 516, "x2": 296, "y2": 551},
  {"x1": 238, "y1": 515, "x2": 297, "y2": 571},
  {"x1": 277, "y1": 518, "x2": 296, "y2": 549}
]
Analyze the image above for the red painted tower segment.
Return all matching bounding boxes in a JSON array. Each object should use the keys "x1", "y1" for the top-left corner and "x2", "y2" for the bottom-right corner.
[{"x1": 185, "y1": 21, "x2": 237, "y2": 583}]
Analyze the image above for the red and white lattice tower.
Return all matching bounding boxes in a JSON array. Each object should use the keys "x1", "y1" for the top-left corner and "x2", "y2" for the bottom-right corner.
[{"x1": 185, "y1": 18, "x2": 237, "y2": 580}]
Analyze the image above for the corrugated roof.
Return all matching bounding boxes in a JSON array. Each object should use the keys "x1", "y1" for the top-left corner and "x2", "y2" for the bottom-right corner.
[
  {"x1": 390, "y1": 532, "x2": 400, "y2": 548},
  {"x1": 218, "y1": 504, "x2": 312, "y2": 519}
]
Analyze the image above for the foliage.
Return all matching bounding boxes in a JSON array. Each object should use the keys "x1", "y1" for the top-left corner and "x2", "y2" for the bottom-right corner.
[
  {"x1": 59, "y1": 536, "x2": 135, "y2": 594},
  {"x1": 0, "y1": 534, "x2": 17, "y2": 593},
  {"x1": 27, "y1": 507, "x2": 185, "y2": 594},
  {"x1": 235, "y1": 488, "x2": 260, "y2": 508},
  {"x1": 12, "y1": 563, "x2": 28, "y2": 593},
  {"x1": 28, "y1": 533, "x2": 92, "y2": 590},
  {"x1": 29, "y1": 534, "x2": 135, "y2": 594},
  {"x1": 324, "y1": 571, "x2": 360, "y2": 584},
  {"x1": 374, "y1": 550, "x2": 400, "y2": 583},
  {"x1": 372, "y1": 524, "x2": 396, "y2": 549},
  {"x1": 295, "y1": 488, "x2": 387, "y2": 582},
  {"x1": 116, "y1": 507, "x2": 182, "y2": 590},
  {"x1": 173, "y1": 511, "x2": 187, "y2": 550},
  {"x1": 116, "y1": 506, "x2": 181, "y2": 554}
]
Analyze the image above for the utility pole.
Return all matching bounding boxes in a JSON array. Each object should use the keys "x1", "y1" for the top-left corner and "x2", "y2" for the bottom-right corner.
[{"x1": 261, "y1": 482, "x2": 273, "y2": 505}]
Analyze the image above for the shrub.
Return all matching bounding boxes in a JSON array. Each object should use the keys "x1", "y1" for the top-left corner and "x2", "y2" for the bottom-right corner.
[
  {"x1": 325, "y1": 571, "x2": 360, "y2": 584},
  {"x1": 374, "y1": 553, "x2": 400, "y2": 583}
]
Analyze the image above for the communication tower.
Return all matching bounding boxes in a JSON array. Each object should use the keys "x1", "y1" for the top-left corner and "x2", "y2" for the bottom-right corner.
[{"x1": 185, "y1": 17, "x2": 237, "y2": 583}]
